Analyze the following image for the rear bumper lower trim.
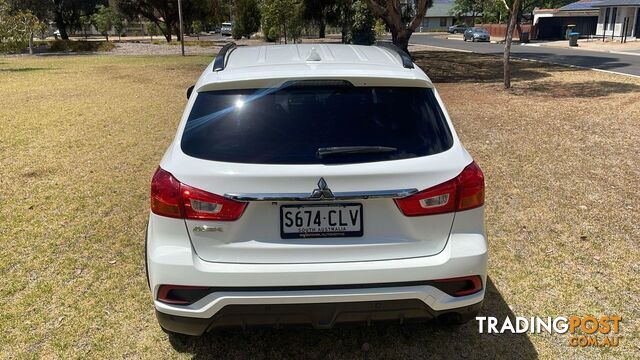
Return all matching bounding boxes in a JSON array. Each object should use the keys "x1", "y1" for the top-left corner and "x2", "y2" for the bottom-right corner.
[{"x1": 156, "y1": 299, "x2": 483, "y2": 335}]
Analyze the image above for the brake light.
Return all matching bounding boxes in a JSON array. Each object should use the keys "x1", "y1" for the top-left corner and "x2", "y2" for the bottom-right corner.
[
  {"x1": 181, "y1": 183, "x2": 247, "y2": 220},
  {"x1": 151, "y1": 168, "x2": 183, "y2": 218},
  {"x1": 150, "y1": 167, "x2": 247, "y2": 220},
  {"x1": 394, "y1": 161, "x2": 484, "y2": 216}
]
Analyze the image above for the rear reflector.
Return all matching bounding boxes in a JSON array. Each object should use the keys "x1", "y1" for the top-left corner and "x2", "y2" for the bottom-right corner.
[
  {"x1": 157, "y1": 285, "x2": 211, "y2": 305},
  {"x1": 150, "y1": 167, "x2": 247, "y2": 220},
  {"x1": 394, "y1": 161, "x2": 484, "y2": 216},
  {"x1": 432, "y1": 275, "x2": 483, "y2": 297}
]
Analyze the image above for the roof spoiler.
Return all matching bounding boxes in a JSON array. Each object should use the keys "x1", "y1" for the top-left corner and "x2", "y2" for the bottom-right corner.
[
  {"x1": 213, "y1": 42, "x2": 237, "y2": 72},
  {"x1": 375, "y1": 41, "x2": 414, "y2": 69}
]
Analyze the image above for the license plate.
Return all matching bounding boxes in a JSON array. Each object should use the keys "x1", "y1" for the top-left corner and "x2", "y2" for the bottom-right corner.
[{"x1": 280, "y1": 204, "x2": 363, "y2": 239}]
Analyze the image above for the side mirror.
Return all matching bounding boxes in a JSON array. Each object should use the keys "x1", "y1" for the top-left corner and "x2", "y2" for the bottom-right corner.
[{"x1": 187, "y1": 85, "x2": 195, "y2": 100}]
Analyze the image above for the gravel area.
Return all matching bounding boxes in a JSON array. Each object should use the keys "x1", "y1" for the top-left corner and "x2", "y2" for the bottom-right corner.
[{"x1": 110, "y1": 42, "x2": 221, "y2": 56}]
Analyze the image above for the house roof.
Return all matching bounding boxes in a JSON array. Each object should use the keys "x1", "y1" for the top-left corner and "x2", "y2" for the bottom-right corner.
[
  {"x1": 591, "y1": 0, "x2": 640, "y2": 6},
  {"x1": 424, "y1": 0, "x2": 457, "y2": 18},
  {"x1": 559, "y1": 0, "x2": 604, "y2": 11}
]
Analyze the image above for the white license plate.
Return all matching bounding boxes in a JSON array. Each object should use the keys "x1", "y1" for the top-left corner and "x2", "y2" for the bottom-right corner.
[{"x1": 280, "y1": 204, "x2": 363, "y2": 239}]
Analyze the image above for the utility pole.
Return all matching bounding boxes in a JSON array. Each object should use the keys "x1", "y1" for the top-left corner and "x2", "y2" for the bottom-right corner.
[{"x1": 178, "y1": 0, "x2": 185, "y2": 56}]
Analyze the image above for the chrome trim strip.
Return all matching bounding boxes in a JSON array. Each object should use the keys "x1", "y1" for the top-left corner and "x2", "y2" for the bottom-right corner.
[{"x1": 224, "y1": 189, "x2": 418, "y2": 201}]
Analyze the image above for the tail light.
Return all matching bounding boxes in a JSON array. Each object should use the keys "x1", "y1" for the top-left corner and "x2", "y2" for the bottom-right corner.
[
  {"x1": 432, "y1": 275, "x2": 483, "y2": 297},
  {"x1": 394, "y1": 161, "x2": 484, "y2": 216},
  {"x1": 150, "y1": 167, "x2": 247, "y2": 220}
]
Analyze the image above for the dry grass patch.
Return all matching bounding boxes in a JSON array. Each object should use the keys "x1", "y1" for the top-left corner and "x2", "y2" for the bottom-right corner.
[{"x1": 0, "y1": 52, "x2": 638, "y2": 359}]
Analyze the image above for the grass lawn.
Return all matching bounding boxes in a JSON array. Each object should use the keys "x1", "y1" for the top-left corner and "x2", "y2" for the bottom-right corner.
[{"x1": 0, "y1": 52, "x2": 638, "y2": 359}]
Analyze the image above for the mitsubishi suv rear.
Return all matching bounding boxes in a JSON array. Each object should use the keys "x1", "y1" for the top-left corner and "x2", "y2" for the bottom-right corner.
[{"x1": 147, "y1": 43, "x2": 487, "y2": 335}]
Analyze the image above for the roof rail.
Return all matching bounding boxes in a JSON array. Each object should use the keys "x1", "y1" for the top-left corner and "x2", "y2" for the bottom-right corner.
[
  {"x1": 375, "y1": 41, "x2": 414, "y2": 69},
  {"x1": 213, "y1": 42, "x2": 237, "y2": 72}
]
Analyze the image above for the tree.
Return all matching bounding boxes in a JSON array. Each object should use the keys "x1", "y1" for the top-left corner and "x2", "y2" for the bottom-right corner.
[
  {"x1": 261, "y1": 0, "x2": 303, "y2": 44},
  {"x1": 0, "y1": 1, "x2": 42, "y2": 54},
  {"x1": 146, "y1": 21, "x2": 161, "y2": 40},
  {"x1": 327, "y1": 0, "x2": 354, "y2": 43},
  {"x1": 51, "y1": 0, "x2": 106, "y2": 40},
  {"x1": 92, "y1": 5, "x2": 115, "y2": 41},
  {"x1": 365, "y1": 0, "x2": 432, "y2": 53},
  {"x1": 118, "y1": 0, "x2": 213, "y2": 42},
  {"x1": 192, "y1": 20, "x2": 203, "y2": 40},
  {"x1": 451, "y1": 0, "x2": 484, "y2": 22},
  {"x1": 233, "y1": 0, "x2": 260, "y2": 39},
  {"x1": 113, "y1": 12, "x2": 126, "y2": 41},
  {"x1": 502, "y1": 0, "x2": 521, "y2": 89},
  {"x1": 350, "y1": 0, "x2": 375, "y2": 45},
  {"x1": 302, "y1": 0, "x2": 335, "y2": 38}
]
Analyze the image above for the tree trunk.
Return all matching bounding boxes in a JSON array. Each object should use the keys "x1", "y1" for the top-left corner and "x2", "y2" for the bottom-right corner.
[
  {"x1": 106, "y1": 34, "x2": 109, "y2": 42},
  {"x1": 29, "y1": 33, "x2": 33, "y2": 55},
  {"x1": 54, "y1": 10, "x2": 69, "y2": 40},
  {"x1": 319, "y1": 18, "x2": 326, "y2": 38},
  {"x1": 392, "y1": 27, "x2": 412, "y2": 53},
  {"x1": 503, "y1": 0, "x2": 521, "y2": 89}
]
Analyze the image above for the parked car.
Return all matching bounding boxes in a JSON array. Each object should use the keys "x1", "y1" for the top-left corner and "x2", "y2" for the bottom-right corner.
[
  {"x1": 148, "y1": 43, "x2": 487, "y2": 336},
  {"x1": 221, "y1": 22, "x2": 232, "y2": 36},
  {"x1": 463, "y1": 27, "x2": 491, "y2": 42},
  {"x1": 448, "y1": 24, "x2": 468, "y2": 34}
]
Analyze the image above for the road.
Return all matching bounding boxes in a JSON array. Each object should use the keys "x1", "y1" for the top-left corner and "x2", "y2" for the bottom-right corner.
[{"x1": 409, "y1": 34, "x2": 640, "y2": 77}]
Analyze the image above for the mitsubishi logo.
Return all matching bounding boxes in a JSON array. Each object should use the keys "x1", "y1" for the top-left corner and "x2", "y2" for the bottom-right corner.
[{"x1": 309, "y1": 177, "x2": 334, "y2": 200}]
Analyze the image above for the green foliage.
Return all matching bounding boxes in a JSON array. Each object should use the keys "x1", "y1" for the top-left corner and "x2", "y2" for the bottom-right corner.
[
  {"x1": 233, "y1": 0, "x2": 261, "y2": 39},
  {"x1": 192, "y1": 20, "x2": 203, "y2": 35},
  {"x1": 350, "y1": 0, "x2": 375, "y2": 45},
  {"x1": 374, "y1": 18, "x2": 386, "y2": 38},
  {"x1": 0, "y1": 1, "x2": 43, "y2": 53},
  {"x1": 113, "y1": 12, "x2": 126, "y2": 39},
  {"x1": 261, "y1": 0, "x2": 303, "y2": 43},
  {"x1": 91, "y1": 5, "x2": 116, "y2": 41},
  {"x1": 267, "y1": 26, "x2": 279, "y2": 42},
  {"x1": 146, "y1": 22, "x2": 161, "y2": 39}
]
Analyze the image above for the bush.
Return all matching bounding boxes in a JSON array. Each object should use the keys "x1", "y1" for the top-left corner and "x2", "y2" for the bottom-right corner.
[
  {"x1": 47, "y1": 40, "x2": 115, "y2": 53},
  {"x1": 350, "y1": 0, "x2": 375, "y2": 45},
  {"x1": 266, "y1": 27, "x2": 279, "y2": 42}
]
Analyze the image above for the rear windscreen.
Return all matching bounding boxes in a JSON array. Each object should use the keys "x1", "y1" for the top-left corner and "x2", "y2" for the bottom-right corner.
[{"x1": 181, "y1": 85, "x2": 453, "y2": 164}]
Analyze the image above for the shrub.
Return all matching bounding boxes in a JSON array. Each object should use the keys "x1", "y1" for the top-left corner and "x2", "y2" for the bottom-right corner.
[
  {"x1": 350, "y1": 0, "x2": 375, "y2": 45},
  {"x1": 47, "y1": 40, "x2": 115, "y2": 53}
]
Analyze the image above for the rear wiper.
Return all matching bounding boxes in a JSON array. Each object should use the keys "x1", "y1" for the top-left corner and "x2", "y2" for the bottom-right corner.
[{"x1": 316, "y1": 146, "x2": 397, "y2": 158}]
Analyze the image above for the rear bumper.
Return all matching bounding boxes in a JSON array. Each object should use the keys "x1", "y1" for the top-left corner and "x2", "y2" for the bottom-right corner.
[
  {"x1": 157, "y1": 299, "x2": 484, "y2": 335},
  {"x1": 147, "y1": 209, "x2": 488, "y2": 331}
]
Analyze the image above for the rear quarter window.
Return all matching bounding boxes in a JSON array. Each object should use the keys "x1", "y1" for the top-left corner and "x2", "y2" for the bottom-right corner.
[{"x1": 181, "y1": 86, "x2": 453, "y2": 164}]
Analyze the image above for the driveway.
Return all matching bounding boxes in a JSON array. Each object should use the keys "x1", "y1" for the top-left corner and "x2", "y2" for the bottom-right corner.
[{"x1": 409, "y1": 34, "x2": 640, "y2": 77}]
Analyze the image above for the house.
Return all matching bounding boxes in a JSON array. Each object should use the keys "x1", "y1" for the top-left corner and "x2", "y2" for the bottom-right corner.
[
  {"x1": 417, "y1": 0, "x2": 469, "y2": 31},
  {"x1": 533, "y1": 0, "x2": 600, "y2": 39},
  {"x1": 593, "y1": 0, "x2": 640, "y2": 39}
]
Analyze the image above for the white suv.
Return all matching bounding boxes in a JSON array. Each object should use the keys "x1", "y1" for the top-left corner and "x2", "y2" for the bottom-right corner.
[{"x1": 147, "y1": 43, "x2": 487, "y2": 336}]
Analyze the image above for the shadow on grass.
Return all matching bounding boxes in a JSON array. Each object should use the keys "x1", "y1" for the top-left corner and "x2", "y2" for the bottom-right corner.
[
  {"x1": 412, "y1": 51, "x2": 563, "y2": 84},
  {"x1": 166, "y1": 277, "x2": 537, "y2": 359},
  {"x1": 510, "y1": 80, "x2": 640, "y2": 98},
  {"x1": 0, "y1": 67, "x2": 53, "y2": 72}
]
